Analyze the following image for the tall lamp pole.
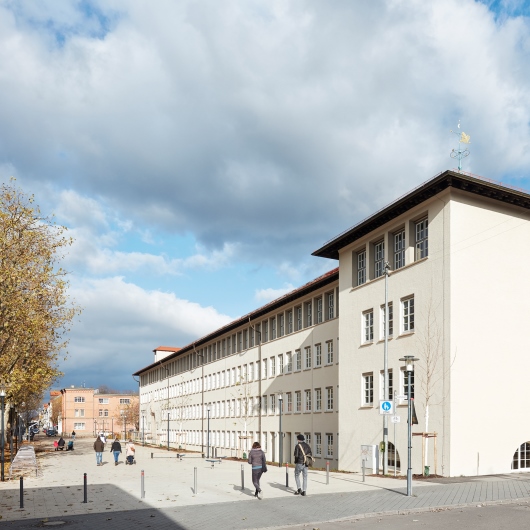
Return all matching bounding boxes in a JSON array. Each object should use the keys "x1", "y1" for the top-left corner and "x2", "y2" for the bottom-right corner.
[
  {"x1": 207, "y1": 408, "x2": 211, "y2": 458},
  {"x1": 141, "y1": 411, "x2": 145, "y2": 446},
  {"x1": 278, "y1": 393, "x2": 283, "y2": 467},
  {"x1": 165, "y1": 366, "x2": 170, "y2": 451},
  {"x1": 383, "y1": 261, "x2": 391, "y2": 475},
  {"x1": 399, "y1": 356, "x2": 419, "y2": 497},
  {"x1": 1, "y1": 378, "x2": 6, "y2": 482}
]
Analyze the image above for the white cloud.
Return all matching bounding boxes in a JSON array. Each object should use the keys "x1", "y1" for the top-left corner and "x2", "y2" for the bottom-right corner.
[{"x1": 255, "y1": 283, "x2": 295, "y2": 303}]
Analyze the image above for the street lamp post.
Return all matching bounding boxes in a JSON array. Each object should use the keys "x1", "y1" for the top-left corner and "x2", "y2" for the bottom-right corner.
[
  {"x1": 383, "y1": 262, "x2": 391, "y2": 475},
  {"x1": 278, "y1": 393, "x2": 283, "y2": 467},
  {"x1": 399, "y1": 355, "x2": 419, "y2": 497},
  {"x1": 207, "y1": 408, "x2": 211, "y2": 458},
  {"x1": 165, "y1": 366, "x2": 170, "y2": 451},
  {"x1": 1, "y1": 378, "x2": 6, "y2": 482},
  {"x1": 141, "y1": 411, "x2": 145, "y2": 446}
]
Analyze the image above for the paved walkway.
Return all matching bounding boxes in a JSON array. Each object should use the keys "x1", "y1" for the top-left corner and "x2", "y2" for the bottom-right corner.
[{"x1": 1, "y1": 437, "x2": 530, "y2": 529}]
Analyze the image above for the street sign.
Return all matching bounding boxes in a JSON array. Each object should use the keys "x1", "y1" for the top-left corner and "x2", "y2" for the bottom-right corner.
[
  {"x1": 396, "y1": 395, "x2": 407, "y2": 400},
  {"x1": 379, "y1": 400, "x2": 394, "y2": 415},
  {"x1": 391, "y1": 415, "x2": 400, "y2": 423}
]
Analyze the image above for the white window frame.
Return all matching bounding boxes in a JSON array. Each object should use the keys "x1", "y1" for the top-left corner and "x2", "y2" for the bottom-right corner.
[
  {"x1": 315, "y1": 388, "x2": 322, "y2": 411},
  {"x1": 305, "y1": 346, "x2": 312, "y2": 369},
  {"x1": 326, "y1": 341, "x2": 333, "y2": 364},
  {"x1": 326, "y1": 387, "x2": 333, "y2": 411},
  {"x1": 374, "y1": 240, "x2": 385, "y2": 278},
  {"x1": 363, "y1": 310, "x2": 374, "y2": 343},
  {"x1": 316, "y1": 297, "x2": 323, "y2": 323},
  {"x1": 415, "y1": 219, "x2": 428, "y2": 260},
  {"x1": 380, "y1": 302, "x2": 393, "y2": 339},
  {"x1": 401, "y1": 296, "x2": 415, "y2": 333},
  {"x1": 295, "y1": 349, "x2": 302, "y2": 371},
  {"x1": 394, "y1": 230, "x2": 405, "y2": 269},
  {"x1": 315, "y1": 344, "x2": 322, "y2": 367},
  {"x1": 295, "y1": 391, "x2": 302, "y2": 413},
  {"x1": 326, "y1": 433, "x2": 334, "y2": 458},
  {"x1": 357, "y1": 250, "x2": 366, "y2": 286},
  {"x1": 305, "y1": 389, "x2": 312, "y2": 411},
  {"x1": 362, "y1": 373, "x2": 374, "y2": 406},
  {"x1": 315, "y1": 433, "x2": 322, "y2": 456},
  {"x1": 379, "y1": 369, "x2": 393, "y2": 401}
]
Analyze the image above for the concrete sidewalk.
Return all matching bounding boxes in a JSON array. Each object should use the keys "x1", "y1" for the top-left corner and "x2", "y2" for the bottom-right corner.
[{"x1": 1, "y1": 437, "x2": 530, "y2": 529}]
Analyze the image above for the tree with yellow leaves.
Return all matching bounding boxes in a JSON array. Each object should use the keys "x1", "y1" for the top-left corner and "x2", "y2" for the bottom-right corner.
[{"x1": 0, "y1": 179, "x2": 81, "y2": 406}]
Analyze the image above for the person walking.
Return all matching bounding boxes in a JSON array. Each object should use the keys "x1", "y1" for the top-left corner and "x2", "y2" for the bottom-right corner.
[
  {"x1": 294, "y1": 434, "x2": 312, "y2": 496},
  {"x1": 110, "y1": 437, "x2": 122, "y2": 465},
  {"x1": 248, "y1": 441, "x2": 267, "y2": 499},
  {"x1": 125, "y1": 439, "x2": 136, "y2": 465},
  {"x1": 94, "y1": 435, "x2": 104, "y2": 466},
  {"x1": 71, "y1": 430, "x2": 76, "y2": 440}
]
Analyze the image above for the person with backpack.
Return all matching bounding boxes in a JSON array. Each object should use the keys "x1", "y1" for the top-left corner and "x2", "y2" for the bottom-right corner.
[
  {"x1": 293, "y1": 433, "x2": 313, "y2": 496},
  {"x1": 248, "y1": 441, "x2": 267, "y2": 499}
]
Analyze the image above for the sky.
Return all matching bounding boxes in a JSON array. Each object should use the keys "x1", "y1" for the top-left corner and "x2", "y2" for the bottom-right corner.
[{"x1": 1, "y1": 0, "x2": 530, "y2": 392}]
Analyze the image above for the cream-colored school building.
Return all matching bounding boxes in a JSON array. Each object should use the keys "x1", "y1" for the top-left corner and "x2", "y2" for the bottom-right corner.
[{"x1": 134, "y1": 169, "x2": 530, "y2": 476}]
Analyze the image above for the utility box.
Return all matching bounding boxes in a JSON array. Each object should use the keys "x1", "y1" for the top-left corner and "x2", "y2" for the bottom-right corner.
[{"x1": 361, "y1": 444, "x2": 379, "y2": 474}]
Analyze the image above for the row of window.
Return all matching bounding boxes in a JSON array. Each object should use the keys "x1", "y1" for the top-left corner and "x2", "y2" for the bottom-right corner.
[
  {"x1": 142, "y1": 341, "x2": 336, "y2": 404},
  {"x1": 154, "y1": 429, "x2": 336, "y2": 459},
  {"x1": 73, "y1": 397, "x2": 130, "y2": 405},
  {"x1": 362, "y1": 296, "x2": 414, "y2": 343},
  {"x1": 355, "y1": 219, "x2": 428, "y2": 286},
  {"x1": 362, "y1": 369, "x2": 414, "y2": 406},
  {"x1": 142, "y1": 290, "x2": 338, "y2": 386}
]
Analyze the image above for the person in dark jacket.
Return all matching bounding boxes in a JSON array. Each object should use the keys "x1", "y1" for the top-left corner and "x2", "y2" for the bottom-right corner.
[
  {"x1": 110, "y1": 437, "x2": 122, "y2": 465},
  {"x1": 57, "y1": 437, "x2": 65, "y2": 450},
  {"x1": 293, "y1": 434, "x2": 312, "y2": 496},
  {"x1": 94, "y1": 435, "x2": 105, "y2": 466},
  {"x1": 248, "y1": 441, "x2": 266, "y2": 499}
]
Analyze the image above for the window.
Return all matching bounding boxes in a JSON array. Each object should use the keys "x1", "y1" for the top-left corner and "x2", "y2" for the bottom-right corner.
[
  {"x1": 356, "y1": 250, "x2": 366, "y2": 286},
  {"x1": 315, "y1": 433, "x2": 322, "y2": 456},
  {"x1": 286, "y1": 393, "x2": 293, "y2": 412},
  {"x1": 394, "y1": 230, "x2": 405, "y2": 269},
  {"x1": 279, "y1": 314, "x2": 285, "y2": 337},
  {"x1": 402, "y1": 369, "x2": 415, "y2": 399},
  {"x1": 380, "y1": 303, "x2": 393, "y2": 338},
  {"x1": 98, "y1": 398, "x2": 109, "y2": 404},
  {"x1": 316, "y1": 297, "x2": 323, "y2": 323},
  {"x1": 104, "y1": 409, "x2": 109, "y2": 417},
  {"x1": 402, "y1": 297, "x2": 415, "y2": 332},
  {"x1": 74, "y1": 409, "x2": 84, "y2": 417},
  {"x1": 327, "y1": 292, "x2": 335, "y2": 319},
  {"x1": 264, "y1": 321, "x2": 269, "y2": 342},
  {"x1": 295, "y1": 350, "x2": 301, "y2": 371},
  {"x1": 380, "y1": 370, "x2": 393, "y2": 401},
  {"x1": 270, "y1": 357, "x2": 276, "y2": 376},
  {"x1": 326, "y1": 387, "x2": 334, "y2": 411},
  {"x1": 315, "y1": 344, "x2": 322, "y2": 367},
  {"x1": 250, "y1": 329, "x2": 254, "y2": 348},
  {"x1": 249, "y1": 363, "x2": 254, "y2": 381},
  {"x1": 415, "y1": 219, "x2": 428, "y2": 259},
  {"x1": 305, "y1": 347, "x2": 312, "y2": 369},
  {"x1": 120, "y1": 398, "x2": 130, "y2": 404},
  {"x1": 74, "y1": 423, "x2": 85, "y2": 430},
  {"x1": 244, "y1": 329, "x2": 248, "y2": 349},
  {"x1": 315, "y1": 388, "x2": 322, "y2": 411},
  {"x1": 98, "y1": 409, "x2": 103, "y2": 417},
  {"x1": 363, "y1": 310, "x2": 374, "y2": 342},
  {"x1": 305, "y1": 301, "x2": 312, "y2": 327},
  {"x1": 374, "y1": 240, "x2": 385, "y2": 278},
  {"x1": 74, "y1": 396, "x2": 85, "y2": 403},
  {"x1": 363, "y1": 374, "x2": 374, "y2": 405},
  {"x1": 512, "y1": 443, "x2": 530, "y2": 470},
  {"x1": 295, "y1": 391, "x2": 302, "y2": 412},
  {"x1": 326, "y1": 341, "x2": 333, "y2": 364},
  {"x1": 296, "y1": 306, "x2": 302, "y2": 331},
  {"x1": 286, "y1": 352, "x2": 292, "y2": 373},
  {"x1": 271, "y1": 318, "x2": 276, "y2": 340},
  {"x1": 288, "y1": 311, "x2": 293, "y2": 333},
  {"x1": 305, "y1": 433, "x2": 311, "y2": 448},
  {"x1": 326, "y1": 434, "x2": 334, "y2": 458},
  {"x1": 262, "y1": 395, "x2": 267, "y2": 414},
  {"x1": 270, "y1": 394, "x2": 276, "y2": 414},
  {"x1": 305, "y1": 390, "x2": 312, "y2": 411}
]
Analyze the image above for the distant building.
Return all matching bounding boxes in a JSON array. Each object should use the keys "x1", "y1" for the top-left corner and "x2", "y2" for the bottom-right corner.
[{"x1": 55, "y1": 387, "x2": 137, "y2": 437}]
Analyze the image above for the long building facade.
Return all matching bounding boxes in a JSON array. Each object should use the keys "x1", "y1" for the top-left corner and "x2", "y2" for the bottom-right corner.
[{"x1": 134, "y1": 169, "x2": 530, "y2": 476}]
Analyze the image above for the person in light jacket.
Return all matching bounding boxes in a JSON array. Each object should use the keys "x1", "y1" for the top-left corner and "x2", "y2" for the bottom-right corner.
[
  {"x1": 248, "y1": 441, "x2": 266, "y2": 499},
  {"x1": 125, "y1": 439, "x2": 136, "y2": 465}
]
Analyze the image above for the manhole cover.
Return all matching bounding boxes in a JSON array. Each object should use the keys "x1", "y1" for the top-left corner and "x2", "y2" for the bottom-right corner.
[{"x1": 43, "y1": 522, "x2": 66, "y2": 526}]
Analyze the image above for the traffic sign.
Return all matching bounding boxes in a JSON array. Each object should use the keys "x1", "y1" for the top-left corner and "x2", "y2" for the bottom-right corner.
[
  {"x1": 396, "y1": 395, "x2": 407, "y2": 400},
  {"x1": 391, "y1": 415, "x2": 400, "y2": 423},
  {"x1": 379, "y1": 400, "x2": 394, "y2": 415}
]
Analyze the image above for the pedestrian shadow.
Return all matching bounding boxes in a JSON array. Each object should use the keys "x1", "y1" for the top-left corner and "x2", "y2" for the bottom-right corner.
[
  {"x1": 267, "y1": 481, "x2": 296, "y2": 493},
  {"x1": 230, "y1": 484, "x2": 255, "y2": 497},
  {"x1": 312, "y1": 473, "x2": 409, "y2": 496}
]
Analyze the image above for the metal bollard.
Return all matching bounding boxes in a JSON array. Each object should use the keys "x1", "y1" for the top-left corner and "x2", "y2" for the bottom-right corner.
[
  {"x1": 151, "y1": 452, "x2": 153, "y2": 459},
  {"x1": 83, "y1": 473, "x2": 87, "y2": 503},
  {"x1": 194, "y1": 467, "x2": 197, "y2": 494},
  {"x1": 285, "y1": 465, "x2": 289, "y2": 488},
  {"x1": 326, "y1": 461, "x2": 330, "y2": 485},
  {"x1": 141, "y1": 470, "x2": 145, "y2": 498},
  {"x1": 241, "y1": 464, "x2": 244, "y2": 491},
  {"x1": 362, "y1": 459, "x2": 365, "y2": 482},
  {"x1": 20, "y1": 476, "x2": 24, "y2": 509}
]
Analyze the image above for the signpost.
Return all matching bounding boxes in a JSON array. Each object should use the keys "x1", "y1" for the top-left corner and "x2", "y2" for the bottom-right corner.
[{"x1": 379, "y1": 400, "x2": 393, "y2": 415}]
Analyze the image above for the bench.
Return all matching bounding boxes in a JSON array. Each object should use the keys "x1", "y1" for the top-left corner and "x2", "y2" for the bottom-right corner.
[
  {"x1": 206, "y1": 458, "x2": 222, "y2": 469},
  {"x1": 9, "y1": 446, "x2": 38, "y2": 479}
]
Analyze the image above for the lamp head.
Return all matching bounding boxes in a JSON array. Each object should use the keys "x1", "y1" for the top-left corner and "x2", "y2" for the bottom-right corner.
[
  {"x1": 0, "y1": 377, "x2": 5, "y2": 397},
  {"x1": 399, "y1": 356, "x2": 419, "y2": 372}
]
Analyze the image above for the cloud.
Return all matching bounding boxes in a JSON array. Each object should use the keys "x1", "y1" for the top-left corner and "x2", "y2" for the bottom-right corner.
[
  {"x1": 255, "y1": 283, "x2": 296, "y2": 303},
  {"x1": 58, "y1": 276, "x2": 232, "y2": 389},
  {"x1": 2, "y1": 0, "x2": 530, "y2": 267}
]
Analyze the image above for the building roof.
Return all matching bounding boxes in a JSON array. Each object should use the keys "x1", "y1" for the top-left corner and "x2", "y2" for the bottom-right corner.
[
  {"x1": 133, "y1": 266, "x2": 339, "y2": 376},
  {"x1": 153, "y1": 346, "x2": 181, "y2": 353},
  {"x1": 312, "y1": 169, "x2": 530, "y2": 260}
]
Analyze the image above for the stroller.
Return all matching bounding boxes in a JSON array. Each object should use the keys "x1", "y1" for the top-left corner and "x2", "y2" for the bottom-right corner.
[{"x1": 125, "y1": 442, "x2": 136, "y2": 465}]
